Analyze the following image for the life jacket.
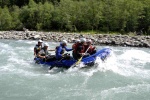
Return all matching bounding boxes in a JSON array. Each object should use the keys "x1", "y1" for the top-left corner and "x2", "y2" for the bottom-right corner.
[
  {"x1": 72, "y1": 43, "x2": 79, "y2": 53},
  {"x1": 39, "y1": 48, "x2": 49, "y2": 56},
  {"x1": 77, "y1": 43, "x2": 85, "y2": 53},
  {"x1": 84, "y1": 45, "x2": 89, "y2": 52},
  {"x1": 87, "y1": 45, "x2": 93, "y2": 53},
  {"x1": 84, "y1": 44, "x2": 96, "y2": 54},
  {"x1": 72, "y1": 44, "x2": 76, "y2": 50},
  {"x1": 87, "y1": 45, "x2": 96, "y2": 54},
  {"x1": 34, "y1": 44, "x2": 42, "y2": 55}
]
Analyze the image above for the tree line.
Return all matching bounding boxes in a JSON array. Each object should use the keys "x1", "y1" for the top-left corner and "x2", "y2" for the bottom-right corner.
[{"x1": 0, "y1": 0, "x2": 149, "y2": 35}]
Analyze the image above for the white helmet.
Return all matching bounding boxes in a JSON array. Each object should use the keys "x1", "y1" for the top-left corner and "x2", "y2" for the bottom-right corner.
[
  {"x1": 75, "y1": 39, "x2": 80, "y2": 43},
  {"x1": 44, "y1": 43, "x2": 49, "y2": 47},
  {"x1": 38, "y1": 39, "x2": 43, "y2": 43},
  {"x1": 87, "y1": 39, "x2": 92, "y2": 43},
  {"x1": 80, "y1": 38, "x2": 86, "y2": 42},
  {"x1": 62, "y1": 40, "x2": 68, "y2": 44}
]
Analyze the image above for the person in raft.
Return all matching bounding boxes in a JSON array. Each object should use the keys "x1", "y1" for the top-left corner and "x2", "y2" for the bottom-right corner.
[
  {"x1": 75, "y1": 38, "x2": 87, "y2": 60},
  {"x1": 37, "y1": 43, "x2": 55, "y2": 61},
  {"x1": 55, "y1": 40, "x2": 73, "y2": 60},
  {"x1": 34, "y1": 39, "x2": 43, "y2": 57},
  {"x1": 85, "y1": 39, "x2": 97, "y2": 55},
  {"x1": 72, "y1": 39, "x2": 81, "y2": 60}
]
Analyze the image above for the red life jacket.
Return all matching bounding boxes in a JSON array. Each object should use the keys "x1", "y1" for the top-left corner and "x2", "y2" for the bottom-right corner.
[
  {"x1": 85, "y1": 45, "x2": 95, "y2": 54},
  {"x1": 72, "y1": 43, "x2": 76, "y2": 50},
  {"x1": 84, "y1": 45, "x2": 89, "y2": 52},
  {"x1": 72, "y1": 43, "x2": 79, "y2": 53},
  {"x1": 79, "y1": 44, "x2": 85, "y2": 53},
  {"x1": 87, "y1": 45, "x2": 93, "y2": 54}
]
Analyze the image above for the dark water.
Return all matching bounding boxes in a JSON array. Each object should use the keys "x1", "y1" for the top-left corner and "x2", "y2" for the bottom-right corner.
[{"x1": 0, "y1": 39, "x2": 150, "y2": 100}]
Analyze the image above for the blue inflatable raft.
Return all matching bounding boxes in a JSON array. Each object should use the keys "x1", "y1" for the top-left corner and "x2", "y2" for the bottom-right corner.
[{"x1": 34, "y1": 48, "x2": 111, "y2": 69}]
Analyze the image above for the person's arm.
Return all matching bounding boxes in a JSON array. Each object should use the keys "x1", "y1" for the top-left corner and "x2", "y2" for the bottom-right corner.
[
  {"x1": 48, "y1": 49, "x2": 55, "y2": 51},
  {"x1": 64, "y1": 46, "x2": 73, "y2": 51},
  {"x1": 93, "y1": 46, "x2": 96, "y2": 50},
  {"x1": 92, "y1": 46, "x2": 97, "y2": 52},
  {"x1": 37, "y1": 50, "x2": 45, "y2": 59}
]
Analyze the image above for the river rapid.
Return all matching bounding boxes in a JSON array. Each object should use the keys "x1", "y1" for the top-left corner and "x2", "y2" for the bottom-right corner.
[{"x1": 0, "y1": 39, "x2": 150, "y2": 100}]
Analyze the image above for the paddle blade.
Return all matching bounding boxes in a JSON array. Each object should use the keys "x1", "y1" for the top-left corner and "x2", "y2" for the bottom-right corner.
[{"x1": 75, "y1": 57, "x2": 82, "y2": 65}]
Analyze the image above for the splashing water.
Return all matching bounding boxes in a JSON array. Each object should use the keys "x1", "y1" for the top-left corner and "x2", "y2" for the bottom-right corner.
[{"x1": 0, "y1": 39, "x2": 150, "y2": 100}]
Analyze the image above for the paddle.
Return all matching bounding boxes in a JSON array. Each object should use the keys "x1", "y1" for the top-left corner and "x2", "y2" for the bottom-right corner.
[{"x1": 73, "y1": 45, "x2": 91, "y2": 67}]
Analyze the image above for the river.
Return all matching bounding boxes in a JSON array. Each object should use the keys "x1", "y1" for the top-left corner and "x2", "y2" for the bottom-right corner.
[{"x1": 0, "y1": 39, "x2": 150, "y2": 100}]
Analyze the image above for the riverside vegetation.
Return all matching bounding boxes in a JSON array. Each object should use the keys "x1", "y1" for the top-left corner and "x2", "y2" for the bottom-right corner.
[{"x1": 0, "y1": 0, "x2": 150, "y2": 35}]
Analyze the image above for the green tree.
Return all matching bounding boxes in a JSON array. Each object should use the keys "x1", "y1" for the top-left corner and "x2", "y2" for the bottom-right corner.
[
  {"x1": 0, "y1": 0, "x2": 10, "y2": 7},
  {"x1": 125, "y1": 0, "x2": 143, "y2": 32},
  {"x1": 39, "y1": 2, "x2": 54, "y2": 30},
  {"x1": 0, "y1": 6, "x2": 12, "y2": 30},
  {"x1": 0, "y1": 0, "x2": 149, "y2": 33},
  {"x1": 138, "y1": 0, "x2": 150, "y2": 35},
  {"x1": 20, "y1": 0, "x2": 38, "y2": 30},
  {"x1": 52, "y1": 0, "x2": 75, "y2": 31},
  {"x1": 10, "y1": 5, "x2": 22, "y2": 30}
]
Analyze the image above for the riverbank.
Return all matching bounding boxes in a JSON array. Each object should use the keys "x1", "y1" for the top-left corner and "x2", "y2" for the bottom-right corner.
[{"x1": 0, "y1": 31, "x2": 149, "y2": 48}]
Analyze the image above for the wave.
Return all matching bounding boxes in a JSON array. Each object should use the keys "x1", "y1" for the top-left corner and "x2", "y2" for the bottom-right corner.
[{"x1": 0, "y1": 40, "x2": 150, "y2": 78}]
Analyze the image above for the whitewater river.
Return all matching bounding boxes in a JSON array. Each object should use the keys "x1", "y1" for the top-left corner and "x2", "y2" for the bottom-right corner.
[{"x1": 0, "y1": 39, "x2": 150, "y2": 100}]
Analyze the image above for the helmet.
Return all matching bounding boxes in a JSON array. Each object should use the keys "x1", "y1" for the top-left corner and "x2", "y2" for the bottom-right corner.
[
  {"x1": 38, "y1": 40, "x2": 43, "y2": 43},
  {"x1": 80, "y1": 38, "x2": 86, "y2": 42},
  {"x1": 87, "y1": 39, "x2": 92, "y2": 43},
  {"x1": 62, "y1": 40, "x2": 68, "y2": 44},
  {"x1": 75, "y1": 39, "x2": 80, "y2": 43},
  {"x1": 44, "y1": 43, "x2": 49, "y2": 47}
]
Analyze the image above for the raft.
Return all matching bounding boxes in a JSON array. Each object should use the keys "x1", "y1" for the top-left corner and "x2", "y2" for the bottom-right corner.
[{"x1": 34, "y1": 48, "x2": 111, "y2": 69}]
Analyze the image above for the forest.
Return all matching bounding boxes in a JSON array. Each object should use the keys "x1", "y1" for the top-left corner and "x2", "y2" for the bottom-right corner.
[{"x1": 0, "y1": 0, "x2": 149, "y2": 35}]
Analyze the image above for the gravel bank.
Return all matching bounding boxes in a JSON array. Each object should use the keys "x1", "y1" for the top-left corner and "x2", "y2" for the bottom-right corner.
[{"x1": 0, "y1": 31, "x2": 149, "y2": 48}]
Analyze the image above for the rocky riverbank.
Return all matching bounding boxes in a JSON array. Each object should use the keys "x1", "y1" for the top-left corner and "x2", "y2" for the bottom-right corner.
[{"x1": 0, "y1": 31, "x2": 150, "y2": 48}]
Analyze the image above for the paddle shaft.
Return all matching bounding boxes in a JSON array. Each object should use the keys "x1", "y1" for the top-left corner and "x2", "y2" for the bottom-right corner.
[{"x1": 75, "y1": 45, "x2": 91, "y2": 65}]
